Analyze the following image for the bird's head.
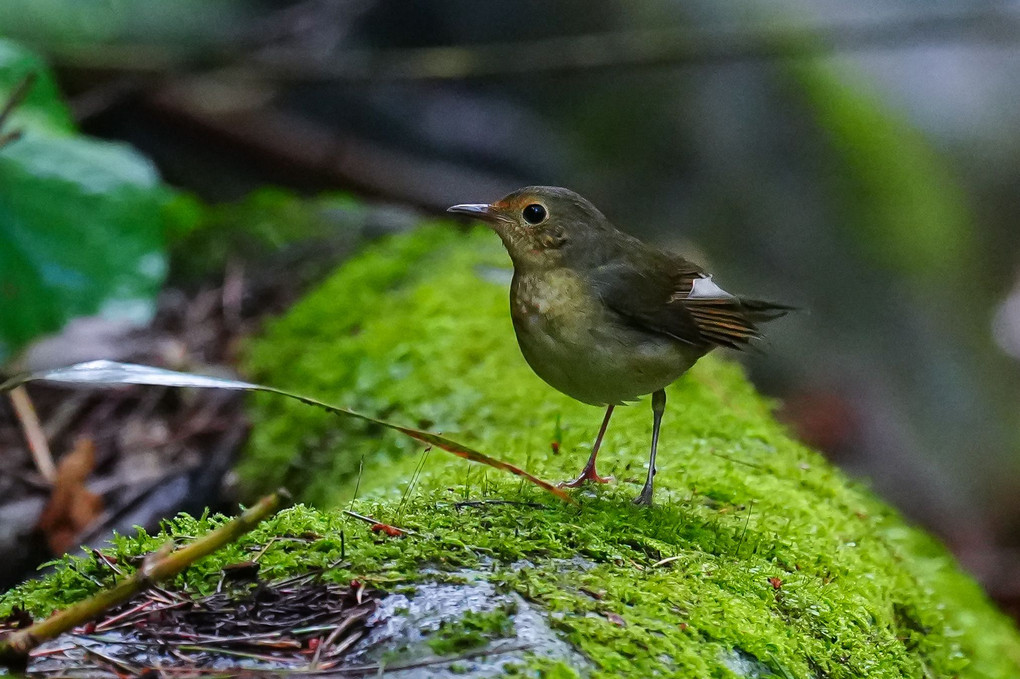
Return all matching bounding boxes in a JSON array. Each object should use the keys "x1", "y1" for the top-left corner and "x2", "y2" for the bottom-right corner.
[{"x1": 448, "y1": 186, "x2": 611, "y2": 270}]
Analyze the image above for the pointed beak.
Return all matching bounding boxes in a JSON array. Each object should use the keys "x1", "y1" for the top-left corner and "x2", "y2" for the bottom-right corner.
[{"x1": 447, "y1": 203, "x2": 500, "y2": 223}]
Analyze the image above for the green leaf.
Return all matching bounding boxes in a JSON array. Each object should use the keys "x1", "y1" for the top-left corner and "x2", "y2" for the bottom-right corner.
[
  {"x1": 0, "y1": 40, "x2": 73, "y2": 133},
  {"x1": 0, "y1": 40, "x2": 167, "y2": 363}
]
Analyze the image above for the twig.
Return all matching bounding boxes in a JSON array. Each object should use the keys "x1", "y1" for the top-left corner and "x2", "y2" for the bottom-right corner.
[
  {"x1": 0, "y1": 489, "x2": 290, "y2": 669},
  {"x1": 309, "y1": 608, "x2": 368, "y2": 668},
  {"x1": 140, "y1": 91, "x2": 515, "y2": 211},
  {"x1": 251, "y1": 536, "x2": 281, "y2": 563},
  {"x1": 396, "y1": 445, "x2": 431, "y2": 521},
  {"x1": 32, "y1": 642, "x2": 529, "y2": 675},
  {"x1": 40, "y1": 9, "x2": 1020, "y2": 82},
  {"x1": 76, "y1": 641, "x2": 142, "y2": 676},
  {"x1": 92, "y1": 599, "x2": 152, "y2": 633},
  {"x1": 321, "y1": 629, "x2": 363, "y2": 660},
  {"x1": 348, "y1": 456, "x2": 364, "y2": 512},
  {"x1": 9, "y1": 386, "x2": 56, "y2": 483},
  {"x1": 736, "y1": 501, "x2": 755, "y2": 558},
  {"x1": 248, "y1": 10, "x2": 1020, "y2": 82},
  {"x1": 709, "y1": 450, "x2": 763, "y2": 470},
  {"x1": 652, "y1": 555, "x2": 684, "y2": 568},
  {"x1": 342, "y1": 510, "x2": 418, "y2": 537},
  {"x1": 176, "y1": 644, "x2": 297, "y2": 664},
  {"x1": 341, "y1": 510, "x2": 381, "y2": 526}
]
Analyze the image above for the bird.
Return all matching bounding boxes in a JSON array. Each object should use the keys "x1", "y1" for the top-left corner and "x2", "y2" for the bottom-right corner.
[{"x1": 448, "y1": 186, "x2": 791, "y2": 505}]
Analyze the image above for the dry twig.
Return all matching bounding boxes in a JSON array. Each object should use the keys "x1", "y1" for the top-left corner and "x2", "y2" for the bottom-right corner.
[
  {"x1": 9, "y1": 386, "x2": 56, "y2": 483},
  {"x1": 0, "y1": 489, "x2": 289, "y2": 670}
]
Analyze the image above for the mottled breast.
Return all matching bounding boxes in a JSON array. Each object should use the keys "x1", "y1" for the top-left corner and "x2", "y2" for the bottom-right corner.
[{"x1": 509, "y1": 268, "x2": 700, "y2": 406}]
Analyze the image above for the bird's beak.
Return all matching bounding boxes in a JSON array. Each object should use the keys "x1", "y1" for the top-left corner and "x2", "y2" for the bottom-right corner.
[{"x1": 447, "y1": 203, "x2": 500, "y2": 223}]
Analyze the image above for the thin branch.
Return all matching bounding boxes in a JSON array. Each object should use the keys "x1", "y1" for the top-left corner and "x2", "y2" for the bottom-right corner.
[
  {"x1": 342, "y1": 510, "x2": 417, "y2": 537},
  {"x1": 0, "y1": 489, "x2": 290, "y2": 670},
  {"x1": 246, "y1": 10, "x2": 1020, "y2": 82},
  {"x1": 37, "y1": 9, "x2": 1020, "y2": 82},
  {"x1": 9, "y1": 386, "x2": 56, "y2": 483}
]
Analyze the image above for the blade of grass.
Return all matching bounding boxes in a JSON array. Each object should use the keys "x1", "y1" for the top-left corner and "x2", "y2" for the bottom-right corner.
[{"x1": 0, "y1": 360, "x2": 572, "y2": 503}]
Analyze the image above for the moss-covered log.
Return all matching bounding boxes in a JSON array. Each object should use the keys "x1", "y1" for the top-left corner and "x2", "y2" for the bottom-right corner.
[{"x1": 4, "y1": 224, "x2": 1019, "y2": 677}]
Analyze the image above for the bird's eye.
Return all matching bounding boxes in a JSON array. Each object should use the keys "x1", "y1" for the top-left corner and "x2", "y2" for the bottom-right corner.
[{"x1": 522, "y1": 203, "x2": 547, "y2": 225}]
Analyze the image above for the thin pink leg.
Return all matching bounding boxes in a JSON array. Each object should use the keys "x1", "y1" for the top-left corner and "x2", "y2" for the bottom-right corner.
[{"x1": 559, "y1": 405, "x2": 615, "y2": 488}]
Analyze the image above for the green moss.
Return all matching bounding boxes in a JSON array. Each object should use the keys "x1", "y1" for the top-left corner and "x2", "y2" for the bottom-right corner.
[
  {"x1": 538, "y1": 662, "x2": 582, "y2": 679},
  {"x1": 164, "y1": 187, "x2": 369, "y2": 281},
  {"x1": 239, "y1": 224, "x2": 1020, "y2": 677},
  {"x1": 4, "y1": 224, "x2": 1019, "y2": 678},
  {"x1": 427, "y1": 607, "x2": 517, "y2": 655}
]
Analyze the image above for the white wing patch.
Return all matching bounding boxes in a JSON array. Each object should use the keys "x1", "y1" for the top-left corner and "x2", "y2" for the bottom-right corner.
[{"x1": 688, "y1": 275, "x2": 734, "y2": 299}]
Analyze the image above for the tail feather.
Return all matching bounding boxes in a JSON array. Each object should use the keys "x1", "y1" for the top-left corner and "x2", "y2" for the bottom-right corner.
[
  {"x1": 736, "y1": 297, "x2": 797, "y2": 323},
  {"x1": 684, "y1": 297, "x2": 795, "y2": 350}
]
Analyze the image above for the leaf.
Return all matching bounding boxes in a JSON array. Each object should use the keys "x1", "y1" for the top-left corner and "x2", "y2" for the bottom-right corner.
[
  {"x1": 0, "y1": 360, "x2": 573, "y2": 503},
  {"x1": 36, "y1": 437, "x2": 104, "y2": 555},
  {"x1": 0, "y1": 40, "x2": 168, "y2": 364},
  {"x1": 0, "y1": 41, "x2": 73, "y2": 133}
]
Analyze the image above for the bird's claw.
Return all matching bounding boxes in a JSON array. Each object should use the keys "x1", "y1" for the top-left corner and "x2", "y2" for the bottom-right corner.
[
  {"x1": 632, "y1": 486, "x2": 655, "y2": 506},
  {"x1": 557, "y1": 470, "x2": 614, "y2": 488}
]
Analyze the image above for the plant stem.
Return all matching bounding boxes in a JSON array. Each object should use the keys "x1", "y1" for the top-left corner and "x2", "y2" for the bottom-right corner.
[{"x1": 0, "y1": 489, "x2": 289, "y2": 670}]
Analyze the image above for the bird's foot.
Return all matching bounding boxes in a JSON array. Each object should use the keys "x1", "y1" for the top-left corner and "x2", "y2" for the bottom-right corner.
[
  {"x1": 632, "y1": 485, "x2": 655, "y2": 506},
  {"x1": 557, "y1": 468, "x2": 614, "y2": 488}
]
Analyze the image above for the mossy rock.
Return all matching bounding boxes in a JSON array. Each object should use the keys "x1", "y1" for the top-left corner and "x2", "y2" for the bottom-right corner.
[
  {"x1": 4, "y1": 225, "x2": 1019, "y2": 677},
  {"x1": 241, "y1": 223, "x2": 1020, "y2": 676}
]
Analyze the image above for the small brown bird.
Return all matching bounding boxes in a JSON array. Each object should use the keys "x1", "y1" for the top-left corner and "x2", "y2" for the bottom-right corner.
[{"x1": 449, "y1": 187, "x2": 790, "y2": 505}]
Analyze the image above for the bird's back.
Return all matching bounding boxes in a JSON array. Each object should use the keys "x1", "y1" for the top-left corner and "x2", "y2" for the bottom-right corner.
[{"x1": 584, "y1": 233, "x2": 792, "y2": 351}]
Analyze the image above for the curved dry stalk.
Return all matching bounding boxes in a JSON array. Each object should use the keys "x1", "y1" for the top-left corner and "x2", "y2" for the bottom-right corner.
[
  {"x1": 0, "y1": 360, "x2": 572, "y2": 503},
  {"x1": 8, "y1": 386, "x2": 56, "y2": 483}
]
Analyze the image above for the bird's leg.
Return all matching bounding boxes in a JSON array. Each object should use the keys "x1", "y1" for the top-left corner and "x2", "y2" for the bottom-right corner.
[
  {"x1": 559, "y1": 405, "x2": 615, "y2": 488},
  {"x1": 634, "y1": 389, "x2": 666, "y2": 506}
]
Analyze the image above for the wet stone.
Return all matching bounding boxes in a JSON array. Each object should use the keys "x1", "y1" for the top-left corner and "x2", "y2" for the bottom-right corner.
[{"x1": 342, "y1": 578, "x2": 591, "y2": 678}]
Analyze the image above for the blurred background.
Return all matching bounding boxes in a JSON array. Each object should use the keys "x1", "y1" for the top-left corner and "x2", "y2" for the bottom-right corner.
[{"x1": 1, "y1": 0, "x2": 1019, "y2": 617}]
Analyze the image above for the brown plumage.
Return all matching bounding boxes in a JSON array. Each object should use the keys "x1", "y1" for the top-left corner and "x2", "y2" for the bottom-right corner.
[{"x1": 449, "y1": 186, "x2": 791, "y2": 505}]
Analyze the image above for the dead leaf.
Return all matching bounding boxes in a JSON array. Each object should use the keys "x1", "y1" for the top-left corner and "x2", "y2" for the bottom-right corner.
[
  {"x1": 222, "y1": 561, "x2": 261, "y2": 580},
  {"x1": 604, "y1": 611, "x2": 626, "y2": 627},
  {"x1": 36, "y1": 438, "x2": 104, "y2": 554}
]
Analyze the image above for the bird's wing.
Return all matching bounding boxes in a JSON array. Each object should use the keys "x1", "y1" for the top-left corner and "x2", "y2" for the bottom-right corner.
[{"x1": 592, "y1": 251, "x2": 790, "y2": 350}]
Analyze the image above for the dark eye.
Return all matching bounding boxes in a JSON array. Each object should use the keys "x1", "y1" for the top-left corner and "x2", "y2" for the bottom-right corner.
[{"x1": 522, "y1": 203, "x2": 547, "y2": 224}]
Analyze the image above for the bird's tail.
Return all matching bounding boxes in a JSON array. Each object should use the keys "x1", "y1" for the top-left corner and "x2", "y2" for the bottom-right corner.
[
  {"x1": 735, "y1": 297, "x2": 797, "y2": 325},
  {"x1": 684, "y1": 296, "x2": 796, "y2": 350}
]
